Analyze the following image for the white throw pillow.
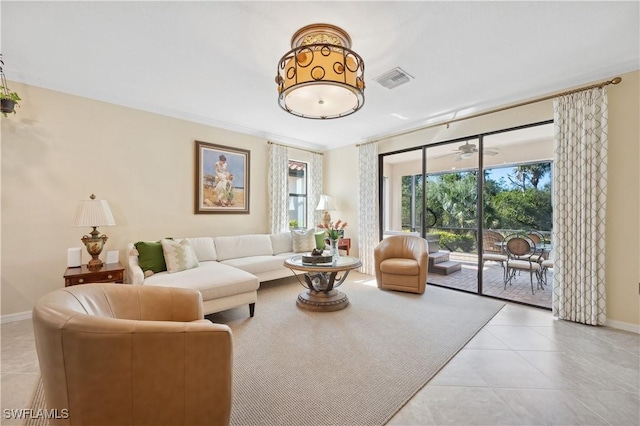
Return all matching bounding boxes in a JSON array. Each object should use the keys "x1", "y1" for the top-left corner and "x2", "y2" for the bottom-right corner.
[
  {"x1": 161, "y1": 238, "x2": 199, "y2": 273},
  {"x1": 291, "y1": 228, "x2": 315, "y2": 253}
]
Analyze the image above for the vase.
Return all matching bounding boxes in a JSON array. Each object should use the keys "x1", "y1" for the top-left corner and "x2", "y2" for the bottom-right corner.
[{"x1": 330, "y1": 238, "x2": 340, "y2": 262}]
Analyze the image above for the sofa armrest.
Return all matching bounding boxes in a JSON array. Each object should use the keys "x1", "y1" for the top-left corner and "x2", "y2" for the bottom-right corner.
[{"x1": 127, "y1": 242, "x2": 145, "y2": 285}]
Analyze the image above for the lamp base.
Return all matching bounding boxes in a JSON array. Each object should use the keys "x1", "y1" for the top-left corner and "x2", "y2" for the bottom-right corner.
[
  {"x1": 322, "y1": 210, "x2": 332, "y2": 226},
  {"x1": 81, "y1": 227, "x2": 108, "y2": 271},
  {"x1": 87, "y1": 257, "x2": 104, "y2": 271}
]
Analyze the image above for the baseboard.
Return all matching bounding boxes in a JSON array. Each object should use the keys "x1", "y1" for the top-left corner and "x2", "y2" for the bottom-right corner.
[
  {"x1": 1, "y1": 310, "x2": 32, "y2": 324},
  {"x1": 605, "y1": 318, "x2": 640, "y2": 334}
]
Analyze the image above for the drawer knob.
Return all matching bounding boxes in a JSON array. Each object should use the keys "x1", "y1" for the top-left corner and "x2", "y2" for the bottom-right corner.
[
  {"x1": 107, "y1": 274, "x2": 113, "y2": 279},
  {"x1": 78, "y1": 279, "x2": 84, "y2": 284}
]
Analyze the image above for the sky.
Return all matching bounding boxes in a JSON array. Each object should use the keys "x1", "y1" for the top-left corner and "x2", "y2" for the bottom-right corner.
[{"x1": 485, "y1": 164, "x2": 551, "y2": 189}]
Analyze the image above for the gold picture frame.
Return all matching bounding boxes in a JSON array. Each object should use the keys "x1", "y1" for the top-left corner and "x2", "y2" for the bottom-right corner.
[{"x1": 195, "y1": 140, "x2": 250, "y2": 214}]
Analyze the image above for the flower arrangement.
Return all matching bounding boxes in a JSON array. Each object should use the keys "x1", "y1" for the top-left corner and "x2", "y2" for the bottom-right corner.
[{"x1": 318, "y1": 219, "x2": 347, "y2": 240}]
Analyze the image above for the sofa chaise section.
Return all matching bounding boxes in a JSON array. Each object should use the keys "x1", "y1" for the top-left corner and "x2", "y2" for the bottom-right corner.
[{"x1": 127, "y1": 233, "x2": 296, "y2": 317}]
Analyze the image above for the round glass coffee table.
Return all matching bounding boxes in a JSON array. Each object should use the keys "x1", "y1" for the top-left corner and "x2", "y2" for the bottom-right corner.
[{"x1": 284, "y1": 255, "x2": 362, "y2": 312}]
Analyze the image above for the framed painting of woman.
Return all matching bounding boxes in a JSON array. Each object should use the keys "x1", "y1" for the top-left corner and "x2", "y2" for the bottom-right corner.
[{"x1": 195, "y1": 140, "x2": 250, "y2": 214}]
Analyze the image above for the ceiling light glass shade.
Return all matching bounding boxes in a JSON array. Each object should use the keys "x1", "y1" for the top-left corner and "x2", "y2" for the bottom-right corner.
[
  {"x1": 460, "y1": 152, "x2": 475, "y2": 160},
  {"x1": 276, "y1": 24, "x2": 365, "y2": 119}
]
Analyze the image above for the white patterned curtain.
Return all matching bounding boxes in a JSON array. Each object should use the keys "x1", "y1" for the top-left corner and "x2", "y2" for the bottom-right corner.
[
  {"x1": 268, "y1": 143, "x2": 289, "y2": 234},
  {"x1": 552, "y1": 88, "x2": 608, "y2": 325},
  {"x1": 308, "y1": 152, "x2": 323, "y2": 230},
  {"x1": 358, "y1": 142, "x2": 379, "y2": 275}
]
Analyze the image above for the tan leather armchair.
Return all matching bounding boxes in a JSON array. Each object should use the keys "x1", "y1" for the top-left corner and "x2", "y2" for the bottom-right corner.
[
  {"x1": 374, "y1": 235, "x2": 428, "y2": 294},
  {"x1": 32, "y1": 284, "x2": 233, "y2": 426}
]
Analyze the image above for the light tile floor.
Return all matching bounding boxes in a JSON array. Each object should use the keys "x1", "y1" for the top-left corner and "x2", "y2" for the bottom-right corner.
[
  {"x1": 389, "y1": 303, "x2": 639, "y2": 426},
  {"x1": 1, "y1": 289, "x2": 638, "y2": 426}
]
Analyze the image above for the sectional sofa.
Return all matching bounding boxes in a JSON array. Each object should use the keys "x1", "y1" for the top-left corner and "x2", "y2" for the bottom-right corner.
[{"x1": 127, "y1": 233, "x2": 299, "y2": 317}]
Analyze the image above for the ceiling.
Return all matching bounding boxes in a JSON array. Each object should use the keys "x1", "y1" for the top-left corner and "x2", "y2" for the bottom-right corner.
[{"x1": 2, "y1": 2, "x2": 638, "y2": 152}]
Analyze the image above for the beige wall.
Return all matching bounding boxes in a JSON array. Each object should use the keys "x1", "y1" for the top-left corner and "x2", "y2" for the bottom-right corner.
[
  {"x1": 605, "y1": 71, "x2": 640, "y2": 328},
  {"x1": 1, "y1": 82, "x2": 272, "y2": 315},
  {"x1": 326, "y1": 70, "x2": 640, "y2": 329},
  {"x1": 3, "y1": 71, "x2": 639, "y2": 328}
]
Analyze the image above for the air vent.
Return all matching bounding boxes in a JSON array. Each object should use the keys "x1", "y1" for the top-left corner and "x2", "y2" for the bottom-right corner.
[{"x1": 375, "y1": 67, "x2": 414, "y2": 89}]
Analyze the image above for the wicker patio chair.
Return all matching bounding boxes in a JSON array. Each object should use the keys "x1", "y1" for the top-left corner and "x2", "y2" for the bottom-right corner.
[
  {"x1": 527, "y1": 230, "x2": 547, "y2": 263},
  {"x1": 503, "y1": 233, "x2": 543, "y2": 295},
  {"x1": 540, "y1": 248, "x2": 554, "y2": 285},
  {"x1": 482, "y1": 230, "x2": 507, "y2": 279}
]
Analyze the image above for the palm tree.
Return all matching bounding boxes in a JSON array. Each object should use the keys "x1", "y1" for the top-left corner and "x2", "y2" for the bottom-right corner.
[{"x1": 508, "y1": 164, "x2": 551, "y2": 190}]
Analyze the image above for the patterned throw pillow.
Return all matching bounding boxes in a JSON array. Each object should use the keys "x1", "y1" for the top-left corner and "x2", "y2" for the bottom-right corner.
[
  {"x1": 291, "y1": 228, "x2": 315, "y2": 253},
  {"x1": 161, "y1": 238, "x2": 199, "y2": 273}
]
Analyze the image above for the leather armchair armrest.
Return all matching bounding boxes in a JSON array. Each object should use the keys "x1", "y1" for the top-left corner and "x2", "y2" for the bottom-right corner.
[
  {"x1": 58, "y1": 317, "x2": 233, "y2": 425},
  {"x1": 89, "y1": 284, "x2": 204, "y2": 322},
  {"x1": 137, "y1": 286, "x2": 204, "y2": 322}
]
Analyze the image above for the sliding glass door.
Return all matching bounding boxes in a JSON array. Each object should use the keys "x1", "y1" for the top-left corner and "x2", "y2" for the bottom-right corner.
[
  {"x1": 480, "y1": 125, "x2": 554, "y2": 307},
  {"x1": 424, "y1": 140, "x2": 478, "y2": 288},
  {"x1": 380, "y1": 121, "x2": 554, "y2": 308}
]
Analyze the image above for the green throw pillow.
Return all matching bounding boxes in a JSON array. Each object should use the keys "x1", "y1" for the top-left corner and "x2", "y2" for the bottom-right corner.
[
  {"x1": 135, "y1": 240, "x2": 167, "y2": 273},
  {"x1": 314, "y1": 232, "x2": 326, "y2": 250}
]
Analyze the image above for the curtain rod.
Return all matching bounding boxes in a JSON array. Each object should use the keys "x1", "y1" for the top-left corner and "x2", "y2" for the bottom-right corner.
[
  {"x1": 355, "y1": 140, "x2": 379, "y2": 148},
  {"x1": 356, "y1": 76, "x2": 622, "y2": 146},
  {"x1": 267, "y1": 141, "x2": 324, "y2": 156}
]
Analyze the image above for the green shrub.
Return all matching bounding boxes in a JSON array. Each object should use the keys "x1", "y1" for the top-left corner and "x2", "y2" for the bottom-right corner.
[
  {"x1": 431, "y1": 230, "x2": 476, "y2": 252},
  {"x1": 431, "y1": 230, "x2": 458, "y2": 251},
  {"x1": 458, "y1": 234, "x2": 475, "y2": 252}
]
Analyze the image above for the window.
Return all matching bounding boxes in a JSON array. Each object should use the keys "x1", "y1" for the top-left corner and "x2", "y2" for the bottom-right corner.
[{"x1": 288, "y1": 160, "x2": 307, "y2": 229}]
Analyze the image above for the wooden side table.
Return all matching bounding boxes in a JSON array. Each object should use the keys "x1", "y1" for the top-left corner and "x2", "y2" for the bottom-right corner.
[
  {"x1": 64, "y1": 262, "x2": 125, "y2": 287},
  {"x1": 338, "y1": 238, "x2": 351, "y2": 255}
]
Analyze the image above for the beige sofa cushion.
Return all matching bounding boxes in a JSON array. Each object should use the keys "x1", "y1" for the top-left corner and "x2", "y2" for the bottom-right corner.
[
  {"x1": 214, "y1": 234, "x2": 273, "y2": 261},
  {"x1": 270, "y1": 232, "x2": 293, "y2": 255},
  {"x1": 221, "y1": 255, "x2": 292, "y2": 276},
  {"x1": 143, "y1": 262, "x2": 259, "y2": 301},
  {"x1": 185, "y1": 237, "x2": 217, "y2": 261}
]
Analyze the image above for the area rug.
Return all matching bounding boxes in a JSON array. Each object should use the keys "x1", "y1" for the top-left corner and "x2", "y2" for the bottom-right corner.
[
  {"x1": 215, "y1": 272, "x2": 504, "y2": 425},
  {"x1": 27, "y1": 272, "x2": 504, "y2": 426}
]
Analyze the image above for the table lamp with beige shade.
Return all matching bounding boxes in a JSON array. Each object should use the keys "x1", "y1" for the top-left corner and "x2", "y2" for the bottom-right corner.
[
  {"x1": 316, "y1": 194, "x2": 336, "y2": 226},
  {"x1": 72, "y1": 194, "x2": 116, "y2": 270}
]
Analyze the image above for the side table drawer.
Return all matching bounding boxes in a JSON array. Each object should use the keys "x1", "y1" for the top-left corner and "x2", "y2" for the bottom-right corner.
[{"x1": 65, "y1": 270, "x2": 124, "y2": 286}]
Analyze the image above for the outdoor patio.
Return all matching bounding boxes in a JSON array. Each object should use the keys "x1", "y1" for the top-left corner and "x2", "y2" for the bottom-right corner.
[{"x1": 427, "y1": 252, "x2": 552, "y2": 309}]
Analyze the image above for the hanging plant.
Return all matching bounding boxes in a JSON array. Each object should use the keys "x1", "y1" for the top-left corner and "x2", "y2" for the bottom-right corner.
[{"x1": 0, "y1": 54, "x2": 20, "y2": 117}]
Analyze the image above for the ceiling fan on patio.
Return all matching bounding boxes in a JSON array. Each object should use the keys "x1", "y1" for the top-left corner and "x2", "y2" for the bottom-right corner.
[{"x1": 439, "y1": 141, "x2": 499, "y2": 161}]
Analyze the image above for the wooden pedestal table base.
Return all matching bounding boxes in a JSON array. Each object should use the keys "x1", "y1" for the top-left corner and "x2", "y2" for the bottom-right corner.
[{"x1": 284, "y1": 255, "x2": 362, "y2": 312}]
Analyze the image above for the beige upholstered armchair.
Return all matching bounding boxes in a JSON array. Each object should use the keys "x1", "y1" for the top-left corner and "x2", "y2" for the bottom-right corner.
[
  {"x1": 374, "y1": 235, "x2": 428, "y2": 294},
  {"x1": 32, "y1": 284, "x2": 233, "y2": 426}
]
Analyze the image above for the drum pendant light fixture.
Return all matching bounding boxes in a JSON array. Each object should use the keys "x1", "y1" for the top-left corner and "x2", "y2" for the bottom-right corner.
[{"x1": 275, "y1": 24, "x2": 365, "y2": 119}]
